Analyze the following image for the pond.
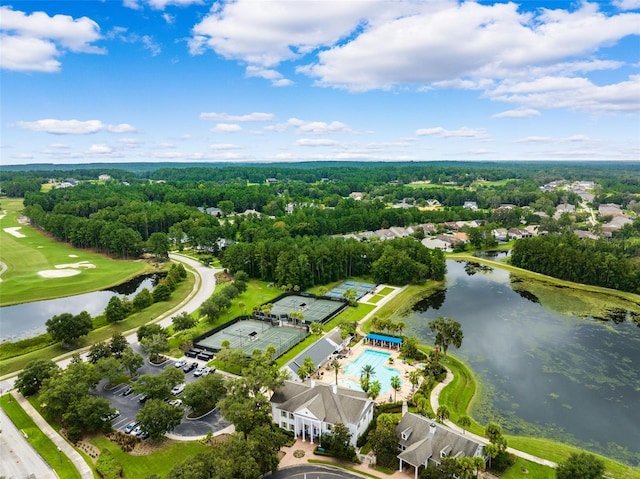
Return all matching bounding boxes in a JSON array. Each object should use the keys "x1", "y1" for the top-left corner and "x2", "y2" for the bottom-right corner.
[
  {"x1": 0, "y1": 274, "x2": 162, "y2": 342},
  {"x1": 404, "y1": 260, "x2": 640, "y2": 466}
]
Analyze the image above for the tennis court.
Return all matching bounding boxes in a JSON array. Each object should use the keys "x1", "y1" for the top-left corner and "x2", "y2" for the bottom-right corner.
[
  {"x1": 195, "y1": 319, "x2": 307, "y2": 358},
  {"x1": 326, "y1": 281, "x2": 377, "y2": 301},
  {"x1": 270, "y1": 294, "x2": 346, "y2": 323}
]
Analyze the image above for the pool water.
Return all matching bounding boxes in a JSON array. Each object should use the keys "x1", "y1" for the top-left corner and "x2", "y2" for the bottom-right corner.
[{"x1": 343, "y1": 349, "x2": 402, "y2": 395}]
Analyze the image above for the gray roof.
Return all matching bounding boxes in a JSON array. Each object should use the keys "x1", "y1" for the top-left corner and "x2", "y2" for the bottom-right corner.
[
  {"x1": 271, "y1": 380, "x2": 371, "y2": 426},
  {"x1": 286, "y1": 329, "x2": 343, "y2": 375},
  {"x1": 396, "y1": 413, "x2": 483, "y2": 467}
]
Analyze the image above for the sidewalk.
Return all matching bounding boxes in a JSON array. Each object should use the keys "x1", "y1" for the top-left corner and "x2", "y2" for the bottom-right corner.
[{"x1": 11, "y1": 390, "x2": 94, "y2": 479}]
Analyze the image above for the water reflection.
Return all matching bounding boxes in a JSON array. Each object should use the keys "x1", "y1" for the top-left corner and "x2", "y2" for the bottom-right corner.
[
  {"x1": 0, "y1": 274, "x2": 161, "y2": 342},
  {"x1": 404, "y1": 260, "x2": 640, "y2": 466}
]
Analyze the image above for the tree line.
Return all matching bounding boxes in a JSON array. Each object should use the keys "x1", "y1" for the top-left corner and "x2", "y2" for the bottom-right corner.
[{"x1": 511, "y1": 233, "x2": 640, "y2": 293}]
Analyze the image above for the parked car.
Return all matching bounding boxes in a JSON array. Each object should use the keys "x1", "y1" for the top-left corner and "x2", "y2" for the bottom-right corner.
[
  {"x1": 138, "y1": 394, "x2": 148, "y2": 403},
  {"x1": 193, "y1": 366, "x2": 210, "y2": 377},
  {"x1": 169, "y1": 399, "x2": 182, "y2": 407},
  {"x1": 170, "y1": 383, "x2": 185, "y2": 395},
  {"x1": 101, "y1": 409, "x2": 120, "y2": 422},
  {"x1": 122, "y1": 386, "x2": 133, "y2": 396},
  {"x1": 139, "y1": 430, "x2": 149, "y2": 440},
  {"x1": 183, "y1": 361, "x2": 198, "y2": 373},
  {"x1": 124, "y1": 421, "x2": 138, "y2": 434},
  {"x1": 131, "y1": 425, "x2": 143, "y2": 436},
  {"x1": 174, "y1": 358, "x2": 187, "y2": 368}
]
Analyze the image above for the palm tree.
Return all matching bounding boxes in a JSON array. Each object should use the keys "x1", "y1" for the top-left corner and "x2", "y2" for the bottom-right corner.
[
  {"x1": 484, "y1": 443, "x2": 498, "y2": 469},
  {"x1": 361, "y1": 364, "x2": 375, "y2": 381},
  {"x1": 330, "y1": 359, "x2": 341, "y2": 385},
  {"x1": 408, "y1": 370, "x2": 421, "y2": 391},
  {"x1": 395, "y1": 321, "x2": 405, "y2": 336},
  {"x1": 459, "y1": 415, "x2": 471, "y2": 435},
  {"x1": 390, "y1": 375, "x2": 401, "y2": 402},
  {"x1": 436, "y1": 405, "x2": 450, "y2": 423},
  {"x1": 368, "y1": 380, "x2": 381, "y2": 400},
  {"x1": 473, "y1": 456, "x2": 486, "y2": 479}
]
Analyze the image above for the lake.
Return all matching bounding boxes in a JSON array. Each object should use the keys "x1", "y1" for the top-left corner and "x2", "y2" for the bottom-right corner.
[
  {"x1": 0, "y1": 274, "x2": 161, "y2": 342},
  {"x1": 404, "y1": 259, "x2": 640, "y2": 466}
]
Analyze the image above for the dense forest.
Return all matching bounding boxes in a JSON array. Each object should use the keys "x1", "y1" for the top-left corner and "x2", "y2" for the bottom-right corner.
[{"x1": 511, "y1": 233, "x2": 640, "y2": 293}]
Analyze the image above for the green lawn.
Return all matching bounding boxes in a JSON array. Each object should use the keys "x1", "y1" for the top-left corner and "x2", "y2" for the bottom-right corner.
[
  {"x1": 0, "y1": 198, "x2": 151, "y2": 306},
  {"x1": 501, "y1": 457, "x2": 555, "y2": 479},
  {"x1": 377, "y1": 287, "x2": 394, "y2": 296},
  {"x1": 0, "y1": 395, "x2": 81, "y2": 479},
  {"x1": 88, "y1": 435, "x2": 208, "y2": 478},
  {"x1": 367, "y1": 294, "x2": 384, "y2": 304}
]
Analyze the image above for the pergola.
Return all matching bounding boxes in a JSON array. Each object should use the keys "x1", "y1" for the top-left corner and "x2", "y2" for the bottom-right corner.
[{"x1": 364, "y1": 333, "x2": 403, "y2": 350}]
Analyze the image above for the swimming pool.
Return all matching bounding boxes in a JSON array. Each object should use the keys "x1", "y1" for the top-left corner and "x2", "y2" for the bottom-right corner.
[{"x1": 343, "y1": 349, "x2": 401, "y2": 395}]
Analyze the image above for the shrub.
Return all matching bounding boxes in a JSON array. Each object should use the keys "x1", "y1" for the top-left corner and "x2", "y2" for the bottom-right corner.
[{"x1": 96, "y1": 449, "x2": 123, "y2": 479}]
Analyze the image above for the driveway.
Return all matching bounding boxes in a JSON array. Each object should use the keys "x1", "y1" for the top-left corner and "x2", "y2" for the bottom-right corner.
[{"x1": 267, "y1": 465, "x2": 365, "y2": 479}]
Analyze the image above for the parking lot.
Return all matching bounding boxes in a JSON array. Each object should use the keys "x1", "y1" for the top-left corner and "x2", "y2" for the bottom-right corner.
[{"x1": 96, "y1": 352, "x2": 231, "y2": 439}]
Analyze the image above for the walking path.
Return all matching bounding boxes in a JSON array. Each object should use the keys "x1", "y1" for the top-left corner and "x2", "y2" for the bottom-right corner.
[
  {"x1": 430, "y1": 368, "x2": 558, "y2": 468},
  {"x1": 11, "y1": 390, "x2": 94, "y2": 479}
]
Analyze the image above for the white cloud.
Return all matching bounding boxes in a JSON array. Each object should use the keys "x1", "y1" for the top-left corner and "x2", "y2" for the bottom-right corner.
[
  {"x1": 211, "y1": 123, "x2": 242, "y2": 132},
  {"x1": 107, "y1": 28, "x2": 161, "y2": 56},
  {"x1": 88, "y1": 144, "x2": 113, "y2": 154},
  {"x1": 492, "y1": 108, "x2": 541, "y2": 118},
  {"x1": 416, "y1": 126, "x2": 490, "y2": 140},
  {"x1": 210, "y1": 143, "x2": 241, "y2": 150},
  {"x1": 613, "y1": 0, "x2": 640, "y2": 11},
  {"x1": 17, "y1": 119, "x2": 137, "y2": 135},
  {"x1": 245, "y1": 66, "x2": 293, "y2": 86},
  {"x1": 200, "y1": 112, "x2": 274, "y2": 122},
  {"x1": 162, "y1": 13, "x2": 174, "y2": 24},
  {"x1": 515, "y1": 135, "x2": 594, "y2": 144},
  {"x1": 119, "y1": 138, "x2": 141, "y2": 147},
  {"x1": 125, "y1": 0, "x2": 203, "y2": 11},
  {"x1": 49, "y1": 143, "x2": 70, "y2": 149},
  {"x1": 296, "y1": 138, "x2": 339, "y2": 147},
  {"x1": 0, "y1": 6, "x2": 104, "y2": 72}
]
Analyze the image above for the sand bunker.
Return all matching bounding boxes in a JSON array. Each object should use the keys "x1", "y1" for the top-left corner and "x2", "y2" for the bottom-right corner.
[
  {"x1": 37, "y1": 261, "x2": 96, "y2": 278},
  {"x1": 38, "y1": 269, "x2": 82, "y2": 278},
  {"x1": 68, "y1": 254, "x2": 79, "y2": 258},
  {"x1": 0, "y1": 214, "x2": 6, "y2": 220},
  {"x1": 55, "y1": 261, "x2": 95, "y2": 269},
  {"x1": 4, "y1": 227, "x2": 26, "y2": 238}
]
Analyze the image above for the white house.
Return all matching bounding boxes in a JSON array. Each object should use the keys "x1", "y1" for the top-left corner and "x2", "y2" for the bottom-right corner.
[
  {"x1": 270, "y1": 380, "x2": 374, "y2": 446},
  {"x1": 396, "y1": 413, "x2": 485, "y2": 479}
]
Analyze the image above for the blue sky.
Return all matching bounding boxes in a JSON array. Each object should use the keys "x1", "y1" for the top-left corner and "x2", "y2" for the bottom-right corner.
[{"x1": 1, "y1": 0, "x2": 639, "y2": 165}]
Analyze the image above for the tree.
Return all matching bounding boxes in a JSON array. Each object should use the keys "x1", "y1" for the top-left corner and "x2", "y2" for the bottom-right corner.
[
  {"x1": 137, "y1": 323, "x2": 168, "y2": 342},
  {"x1": 147, "y1": 232, "x2": 170, "y2": 259},
  {"x1": 121, "y1": 347, "x2": 144, "y2": 377},
  {"x1": 309, "y1": 322, "x2": 323, "y2": 335},
  {"x1": 135, "y1": 368, "x2": 185, "y2": 400},
  {"x1": 15, "y1": 359, "x2": 60, "y2": 396},
  {"x1": 136, "y1": 399, "x2": 184, "y2": 440},
  {"x1": 485, "y1": 421, "x2": 503, "y2": 443},
  {"x1": 428, "y1": 316, "x2": 464, "y2": 360},
  {"x1": 140, "y1": 333, "x2": 169, "y2": 363},
  {"x1": 242, "y1": 348, "x2": 288, "y2": 395},
  {"x1": 409, "y1": 370, "x2": 421, "y2": 391},
  {"x1": 297, "y1": 356, "x2": 317, "y2": 380},
  {"x1": 172, "y1": 312, "x2": 197, "y2": 331},
  {"x1": 390, "y1": 375, "x2": 402, "y2": 402},
  {"x1": 133, "y1": 287, "x2": 153, "y2": 310},
  {"x1": 436, "y1": 405, "x2": 450, "y2": 423},
  {"x1": 330, "y1": 359, "x2": 341, "y2": 386},
  {"x1": 459, "y1": 415, "x2": 471, "y2": 435},
  {"x1": 556, "y1": 453, "x2": 605, "y2": 479},
  {"x1": 472, "y1": 456, "x2": 486, "y2": 479},
  {"x1": 46, "y1": 311, "x2": 92, "y2": 346},
  {"x1": 153, "y1": 281, "x2": 172, "y2": 302},
  {"x1": 369, "y1": 413, "x2": 400, "y2": 469},
  {"x1": 200, "y1": 298, "x2": 221, "y2": 322},
  {"x1": 324, "y1": 423, "x2": 354, "y2": 460},
  {"x1": 88, "y1": 341, "x2": 112, "y2": 364},
  {"x1": 483, "y1": 443, "x2": 498, "y2": 469},
  {"x1": 96, "y1": 356, "x2": 125, "y2": 385},
  {"x1": 182, "y1": 374, "x2": 226, "y2": 413},
  {"x1": 105, "y1": 296, "x2": 128, "y2": 323},
  {"x1": 109, "y1": 332, "x2": 128, "y2": 357},
  {"x1": 401, "y1": 336, "x2": 420, "y2": 359},
  {"x1": 218, "y1": 378, "x2": 273, "y2": 440},
  {"x1": 368, "y1": 380, "x2": 381, "y2": 400}
]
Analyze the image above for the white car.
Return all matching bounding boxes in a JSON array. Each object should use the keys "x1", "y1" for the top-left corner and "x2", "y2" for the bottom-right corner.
[
  {"x1": 174, "y1": 358, "x2": 187, "y2": 368},
  {"x1": 131, "y1": 425, "x2": 143, "y2": 436},
  {"x1": 170, "y1": 383, "x2": 185, "y2": 395},
  {"x1": 169, "y1": 399, "x2": 182, "y2": 407},
  {"x1": 193, "y1": 366, "x2": 209, "y2": 377}
]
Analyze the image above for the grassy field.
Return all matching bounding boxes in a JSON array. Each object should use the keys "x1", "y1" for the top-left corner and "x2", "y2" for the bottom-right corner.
[
  {"x1": 88, "y1": 435, "x2": 208, "y2": 478},
  {"x1": 0, "y1": 394, "x2": 81, "y2": 479},
  {"x1": 0, "y1": 198, "x2": 151, "y2": 306}
]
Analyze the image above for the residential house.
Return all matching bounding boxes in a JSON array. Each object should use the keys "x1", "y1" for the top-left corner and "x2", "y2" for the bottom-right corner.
[
  {"x1": 98, "y1": 174, "x2": 112, "y2": 181},
  {"x1": 463, "y1": 201, "x2": 478, "y2": 210},
  {"x1": 270, "y1": 380, "x2": 374, "y2": 446},
  {"x1": 602, "y1": 215, "x2": 633, "y2": 236},
  {"x1": 574, "y1": 230, "x2": 599, "y2": 240},
  {"x1": 421, "y1": 238, "x2": 451, "y2": 251},
  {"x1": 396, "y1": 412, "x2": 485, "y2": 479},
  {"x1": 375, "y1": 229, "x2": 398, "y2": 241},
  {"x1": 507, "y1": 228, "x2": 532, "y2": 239},
  {"x1": 198, "y1": 206, "x2": 223, "y2": 217},
  {"x1": 426, "y1": 199, "x2": 441, "y2": 208},
  {"x1": 492, "y1": 228, "x2": 509, "y2": 242},
  {"x1": 266, "y1": 177, "x2": 278, "y2": 184},
  {"x1": 599, "y1": 203, "x2": 623, "y2": 217},
  {"x1": 349, "y1": 192, "x2": 364, "y2": 201},
  {"x1": 389, "y1": 227, "x2": 411, "y2": 238}
]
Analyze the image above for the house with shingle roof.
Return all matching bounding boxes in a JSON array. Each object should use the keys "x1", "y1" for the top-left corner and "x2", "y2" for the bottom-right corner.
[
  {"x1": 396, "y1": 412, "x2": 485, "y2": 479},
  {"x1": 270, "y1": 380, "x2": 374, "y2": 446}
]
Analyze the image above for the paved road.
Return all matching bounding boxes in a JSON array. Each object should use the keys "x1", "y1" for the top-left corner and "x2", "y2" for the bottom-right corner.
[
  {"x1": 266, "y1": 464, "x2": 366, "y2": 479},
  {"x1": 0, "y1": 405, "x2": 57, "y2": 479}
]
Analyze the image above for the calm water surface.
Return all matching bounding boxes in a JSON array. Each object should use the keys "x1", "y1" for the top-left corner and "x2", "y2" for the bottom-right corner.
[
  {"x1": 405, "y1": 260, "x2": 640, "y2": 466},
  {"x1": 0, "y1": 274, "x2": 160, "y2": 342}
]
